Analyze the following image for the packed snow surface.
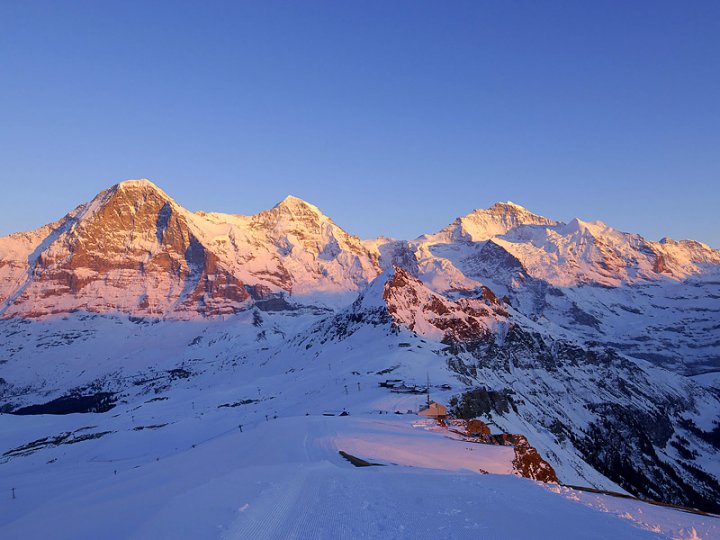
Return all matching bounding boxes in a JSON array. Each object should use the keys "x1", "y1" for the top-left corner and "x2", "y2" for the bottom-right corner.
[{"x1": 2, "y1": 411, "x2": 716, "y2": 540}]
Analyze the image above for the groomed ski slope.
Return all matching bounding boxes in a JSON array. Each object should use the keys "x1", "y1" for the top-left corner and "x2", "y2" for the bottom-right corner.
[{"x1": 1, "y1": 411, "x2": 716, "y2": 539}]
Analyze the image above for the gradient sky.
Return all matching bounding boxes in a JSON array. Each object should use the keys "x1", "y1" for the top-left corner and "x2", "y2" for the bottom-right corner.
[{"x1": 1, "y1": 1, "x2": 719, "y2": 246}]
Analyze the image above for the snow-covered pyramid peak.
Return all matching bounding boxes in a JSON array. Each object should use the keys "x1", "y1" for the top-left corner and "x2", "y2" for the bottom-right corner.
[
  {"x1": 93, "y1": 178, "x2": 175, "y2": 206},
  {"x1": 114, "y1": 177, "x2": 166, "y2": 191},
  {"x1": 252, "y1": 195, "x2": 338, "y2": 242},
  {"x1": 427, "y1": 201, "x2": 559, "y2": 243},
  {"x1": 273, "y1": 194, "x2": 324, "y2": 214},
  {"x1": 254, "y1": 195, "x2": 333, "y2": 233},
  {"x1": 77, "y1": 178, "x2": 179, "y2": 223},
  {"x1": 249, "y1": 195, "x2": 375, "y2": 265},
  {"x1": 52, "y1": 178, "x2": 197, "y2": 258}
]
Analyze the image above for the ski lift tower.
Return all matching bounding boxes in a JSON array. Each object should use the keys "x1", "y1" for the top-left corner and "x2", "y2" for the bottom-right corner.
[{"x1": 426, "y1": 372, "x2": 431, "y2": 408}]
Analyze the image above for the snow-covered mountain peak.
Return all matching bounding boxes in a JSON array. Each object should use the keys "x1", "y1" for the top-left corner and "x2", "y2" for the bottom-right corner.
[
  {"x1": 114, "y1": 178, "x2": 165, "y2": 191},
  {"x1": 87, "y1": 178, "x2": 177, "y2": 213},
  {"x1": 247, "y1": 195, "x2": 378, "y2": 272},
  {"x1": 652, "y1": 236, "x2": 720, "y2": 270},
  {"x1": 275, "y1": 194, "x2": 319, "y2": 208},
  {"x1": 1, "y1": 179, "x2": 718, "y2": 322},
  {"x1": 488, "y1": 200, "x2": 531, "y2": 213},
  {"x1": 476, "y1": 201, "x2": 558, "y2": 226},
  {"x1": 659, "y1": 236, "x2": 717, "y2": 253},
  {"x1": 557, "y1": 217, "x2": 612, "y2": 238},
  {"x1": 68, "y1": 179, "x2": 190, "y2": 244},
  {"x1": 0, "y1": 179, "x2": 256, "y2": 318},
  {"x1": 427, "y1": 202, "x2": 559, "y2": 243},
  {"x1": 255, "y1": 195, "x2": 332, "y2": 232},
  {"x1": 69, "y1": 178, "x2": 183, "y2": 232},
  {"x1": 269, "y1": 194, "x2": 326, "y2": 219}
]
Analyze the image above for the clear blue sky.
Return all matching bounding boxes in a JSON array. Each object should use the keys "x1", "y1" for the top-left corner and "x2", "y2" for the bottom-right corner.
[{"x1": 1, "y1": 1, "x2": 718, "y2": 246}]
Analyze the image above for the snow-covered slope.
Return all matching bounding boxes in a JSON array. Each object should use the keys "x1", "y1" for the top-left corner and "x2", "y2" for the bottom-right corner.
[
  {"x1": 1, "y1": 299, "x2": 718, "y2": 536},
  {"x1": 4, "y1": 409, "x2": 715, "y2": 539}
]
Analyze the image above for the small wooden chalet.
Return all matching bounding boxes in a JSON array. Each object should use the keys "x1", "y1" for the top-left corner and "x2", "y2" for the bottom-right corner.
[{"x1": 419, "y1": 401, "x2": 447, "y2": 418}]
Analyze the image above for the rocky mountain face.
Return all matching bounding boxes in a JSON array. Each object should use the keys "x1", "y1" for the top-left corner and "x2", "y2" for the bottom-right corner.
[
  {"x1": 0, "y1": 180, "x2": 380, "y2": 318},
  {"x1": 0, "y1": 181, "x2": 254, "y2": 318},
  {"x1": 382, "y1": 267, "x2": 509, "y2": 344},
  {"x1": 444, "y1": 322, "x2": 720, "y2": 513},
  {"x1": 1, "y1": 179, "x2": 719, "y2": 513}
]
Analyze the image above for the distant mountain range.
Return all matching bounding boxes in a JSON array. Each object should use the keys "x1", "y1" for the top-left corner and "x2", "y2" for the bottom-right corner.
[
  {"x1": 2, "y1": 179, "x2": 718, "y2": 374},
  {"x1": 1, "y1": 179, "x2": 719, "y2": 516}
]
